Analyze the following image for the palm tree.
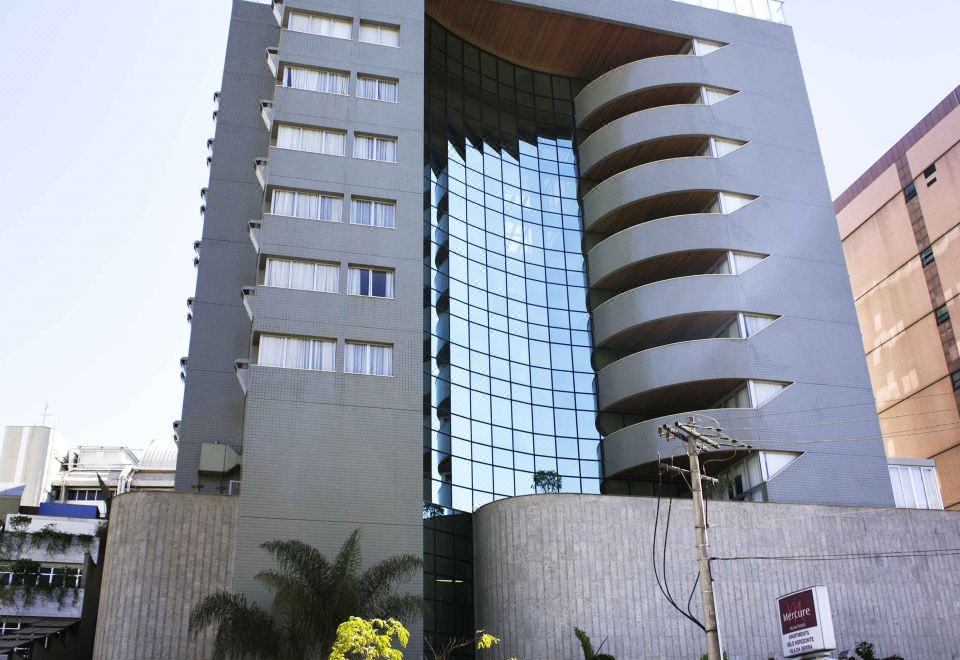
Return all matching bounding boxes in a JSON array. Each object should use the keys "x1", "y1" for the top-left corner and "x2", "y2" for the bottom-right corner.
[
  {"x1": 574, "y1": 627, "x2": 615, "y2": 660},
  {"x1": 189, "y1": 530, "x2": 423, "y2": 659}
]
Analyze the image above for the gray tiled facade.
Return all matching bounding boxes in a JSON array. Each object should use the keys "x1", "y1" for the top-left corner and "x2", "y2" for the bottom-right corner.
[{"x1": 175, "y1": 0, "x2": 901, "y2": 656}]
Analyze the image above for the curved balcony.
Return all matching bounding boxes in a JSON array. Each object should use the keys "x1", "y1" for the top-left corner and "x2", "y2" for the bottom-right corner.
[
  {"x1": 575, "y1": 55, "x2": 704, "y2": 130},
  {"x1": 592, "y1": 275, "x2": 756, "y2": 348},
  {"x1": 596, "y1": 335, "x2": 788, "y2": 414},
  {"x1": 583, "y1": 157, "x2": 754, "y2": 234},
  {"x1": 579, "y1": 104, "x2": 749, "y2": 180},
  {"x1": 587, "y1": 214, "x2": 737, "y2": 288},
  {"x1": 602, "y1": 409, "x2": 766, "y2": 478}
]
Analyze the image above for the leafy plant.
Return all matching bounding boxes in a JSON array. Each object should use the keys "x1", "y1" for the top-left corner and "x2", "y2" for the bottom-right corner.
[
  {"x1": 329, "y1": 617, "x2": 409, "y2": 660},
  {"x1": 574, "y1": 627, "x2": 614, "y2": 660},
  {"x1": 854, "y1": 641, "x2": 903, "y2": 660},
  {"x1": 532, "y1": 470, "x2": 562, "y2": 494},
  {"x1": 0, "y1": 559, "x2": 81, "y2": 609},
  {"x1": 426, "y1": 629, "x2": 501, "y2": 660},
  {"x1": 8, "y1": 515, "x2": 32, "y2": 532},
  {"x1": 1, "y1": 522, "x2": 94, "y2": 556},
  {"x1": 189, "y1": 530, "x2": 422, "y2": 659},
  {"x1": 31, "y1": 524, "x2": 93, "y2": 554}
]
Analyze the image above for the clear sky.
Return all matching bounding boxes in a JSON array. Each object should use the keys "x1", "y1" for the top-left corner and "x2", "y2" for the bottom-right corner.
[{"x1": 0, "y1": 1, "x2": 958, "y2": 450}]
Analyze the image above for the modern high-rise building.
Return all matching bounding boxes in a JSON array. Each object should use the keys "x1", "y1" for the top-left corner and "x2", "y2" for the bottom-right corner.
[
  {"x1": 176, "y1": 0, "x2": 896, "y2": 653},
  {"x1": 835, "y1": 85, "x2": 960, "y2": 510}
]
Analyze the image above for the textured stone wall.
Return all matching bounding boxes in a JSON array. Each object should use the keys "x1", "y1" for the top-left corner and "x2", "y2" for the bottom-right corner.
[
  {"x1": 474, "y1": 494, "x2": 960, "y2": 659},
  {"x1": 93, "y1": 492, "x2": 238, "y2": 660}
]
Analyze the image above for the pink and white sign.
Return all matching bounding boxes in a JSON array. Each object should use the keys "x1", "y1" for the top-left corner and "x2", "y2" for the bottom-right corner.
[{"x1": 777, "y1": 586, "x2": 836, "y2": 658}]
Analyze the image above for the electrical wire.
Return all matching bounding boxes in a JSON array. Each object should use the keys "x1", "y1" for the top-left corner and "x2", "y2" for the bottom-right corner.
[
  {"x1": 716, "y1": 406, "x2": 960, "y2": 431},
  {"x1": 686, "y1": 571, "x2": 701, "y2": 624},
  {"x1": 651, "y1": 464, "x2": 706, "y2": 631},
  {"x1": 706, "y1": 390, "x2": 958, "y2": 425},
  {"x1": 662, "y1": 486, "x2": 677, "y2": 608},
  {"x1": 713, "y1": 548, "x2": 960, "y2": 562}
]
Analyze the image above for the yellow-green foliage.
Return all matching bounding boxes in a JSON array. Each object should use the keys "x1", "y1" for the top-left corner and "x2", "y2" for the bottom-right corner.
[
  {"x1": 329, "y1": 617, "x2": 409, "y2": 660},
  {"x1": 475, "y1": 632, "x2": 500, "y2": 650}
]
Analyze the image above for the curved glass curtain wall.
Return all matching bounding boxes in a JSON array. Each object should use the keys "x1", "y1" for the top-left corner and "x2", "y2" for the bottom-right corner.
[{"x1": 424, "y1": 20, "x2": 601, "y2": 518}]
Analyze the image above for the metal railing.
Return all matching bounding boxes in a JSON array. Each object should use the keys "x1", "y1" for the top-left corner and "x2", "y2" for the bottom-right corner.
[{"x1": 673, "y1": 0, "x2": 786, "y2": 24}]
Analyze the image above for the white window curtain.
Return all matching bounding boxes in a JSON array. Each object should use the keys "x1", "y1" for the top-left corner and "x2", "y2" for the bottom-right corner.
[
  {"x1": 692, "y1": 39, "x2": 725, "y2": 56},
  {"x1": 750, "y1": 380, "x2": 786, "y2": 407},
  {"x1": 760, "y1": 451, "x2": 801, "y2": 481},
  {"x1": 702, "y1": 86, "x2": 734, "y2": 105},
  {"x1": 358, "y1": 22, "x2": 400, "y2": 47},
  {"x1": 353, "y1": 135, "x2": 398, "y2": 162},
  {"x1": 350, "y1": 198, "x2": 396, "y2": 228},
  {"x1": 357, "y1": 76, "x2": 399, "y2": 102},
  {"x1": 731, "y1": 251, "x2": 765, "y2": 274},
  {"x1": 259, "y1": 335, "x2": 335, "y2": 371},
  {"x1": 707, "y1": 254, "x2": 732, "y2": 275},
  {"x1": 347, "y1": 267, "x2": 395, "y2": 298},
  {"x1": 741, "y1": 313, "x2": 776, "y2": 337},
  {"x1": 710, "y1": 138, "x2": 745, "y2": 157},
  {"x1": 271, "y1": 189, "x2": 342, "y2": 222},
  {"x1": 345, "y1": 342, "x2": 393, "y2": 376},
  {"x1": 719, "y1": 385, "x2": 750, "y2": 408},
  {"x1": 288, "y1": 12, "x2": 352, "y2": 39},
  {"x1": 276, "y1": 125, "x2": 346, "y2": 156},
  {"x1": 719, "y1": 192, "x2": 754, "y2": 214},
  {"x1": 265, "y1": 258, "x2": 339, "y2": 293},
  {"x1": 715, "y1": 318, "x2": 741, "y2": 339},
  {"x1": 283, "y1": 67, "x2": 349, "y2": 95}
]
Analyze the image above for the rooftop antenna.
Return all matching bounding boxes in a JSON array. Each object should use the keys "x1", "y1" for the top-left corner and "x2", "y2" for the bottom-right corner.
[{"x1": 40, "y1": 402, "x2": 53, "y2": 427}]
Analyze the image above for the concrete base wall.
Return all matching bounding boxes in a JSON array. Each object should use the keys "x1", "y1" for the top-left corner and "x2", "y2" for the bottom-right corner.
[
  {"x1": 93, "y1": 492, "x2": 238, "y2": 660},
  {"x1": 474, "y1": 494, "x2": 960, "y2": 660}
]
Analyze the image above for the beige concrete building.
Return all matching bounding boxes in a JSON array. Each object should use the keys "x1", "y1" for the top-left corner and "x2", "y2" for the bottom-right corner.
[{"x1": 835, "y1": 85, "x2": 960, "y2": 509}]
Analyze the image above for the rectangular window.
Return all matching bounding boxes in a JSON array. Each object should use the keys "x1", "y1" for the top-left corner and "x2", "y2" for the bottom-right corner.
[
  {"x1": 353, "y1": 135, "x2": 398, "y2": 162},
  {"x1": 904, "y1": 183, "x2": 918, "y2": 201},
  {"x1": 282, "y1": 66, "x2": 349, "y2": 96},
  {"x1": 276, "y1": 125, "x2": 346, "y2": 156},
  {"x1": 952, "y1": 370, "x2": 960, "y2": 391},
  {"x1": 936, "y1": 304, "x2": 950, "y2": 325},
  {"x1": 347, "y1": 266, "x2": 395, "y2": 298},
  {"x1": 265, "y1": 258, "x2": 339, "y2": 293},
  {"x1": 889, "y1": 464, "x2": 943, "y2": 509},
  {"x1": 287, "y1": 12, "x2": 352, "y2": 39},
  {"x1": 259, "y1": 335, "x2": 336, "y2": 371},
  {"x1": 344, "y1": 342, "x2": 394, "y2": 376},
  {"x1": 0, "y1": 620, "x2": 22, "y2": 635},
  {"x1": 350, "y1": 198, "x2": 396, "y2": 228},
  {"x1": 921, "y1": 246, "x2": 935, "y2": 266},
  {"x1": 67, "y1": 488, "x2": 104, "y2": 501},
  {"x1": 59, "y1": 568, "x2": 82, "y2": 588},
  {"x1": 38, "y1": 567, "x2": 55, "y2": 586},
  {"x1": 270, "y1": 189, "x2": 343, "y2": 222},
  {"x1": 357, "y1": 75, "x2": 399, "y2": 102},
  {"x1": 358, "y1": 21, "x2": 399, "y2": 47},
  {"x1": 924, "y1": 163, "x2": 937, "y2": 179}
]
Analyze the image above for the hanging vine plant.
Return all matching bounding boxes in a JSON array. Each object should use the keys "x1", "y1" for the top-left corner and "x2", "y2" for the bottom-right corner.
[
  {"x1": 0, "y1": 522, "x2": 95, "y2": 556},
  {"x1": 0, "y1": 559, "x2": 82, "y2": 610}
]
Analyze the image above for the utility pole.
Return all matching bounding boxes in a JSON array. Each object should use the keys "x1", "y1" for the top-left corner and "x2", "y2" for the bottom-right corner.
[{"x1": 659, "y1": 419, "x2": 729, "y2": 660}]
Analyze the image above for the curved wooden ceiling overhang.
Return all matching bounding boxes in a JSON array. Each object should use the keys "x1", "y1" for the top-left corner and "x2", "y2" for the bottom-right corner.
[{"x1": 426, "y1": 0, "x2": 689, "y2": 80}]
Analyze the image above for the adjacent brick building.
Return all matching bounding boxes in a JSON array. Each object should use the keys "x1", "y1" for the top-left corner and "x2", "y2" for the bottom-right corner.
[{"x1": 835, "y1": 86, "x2": 960, "y2": 509}]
